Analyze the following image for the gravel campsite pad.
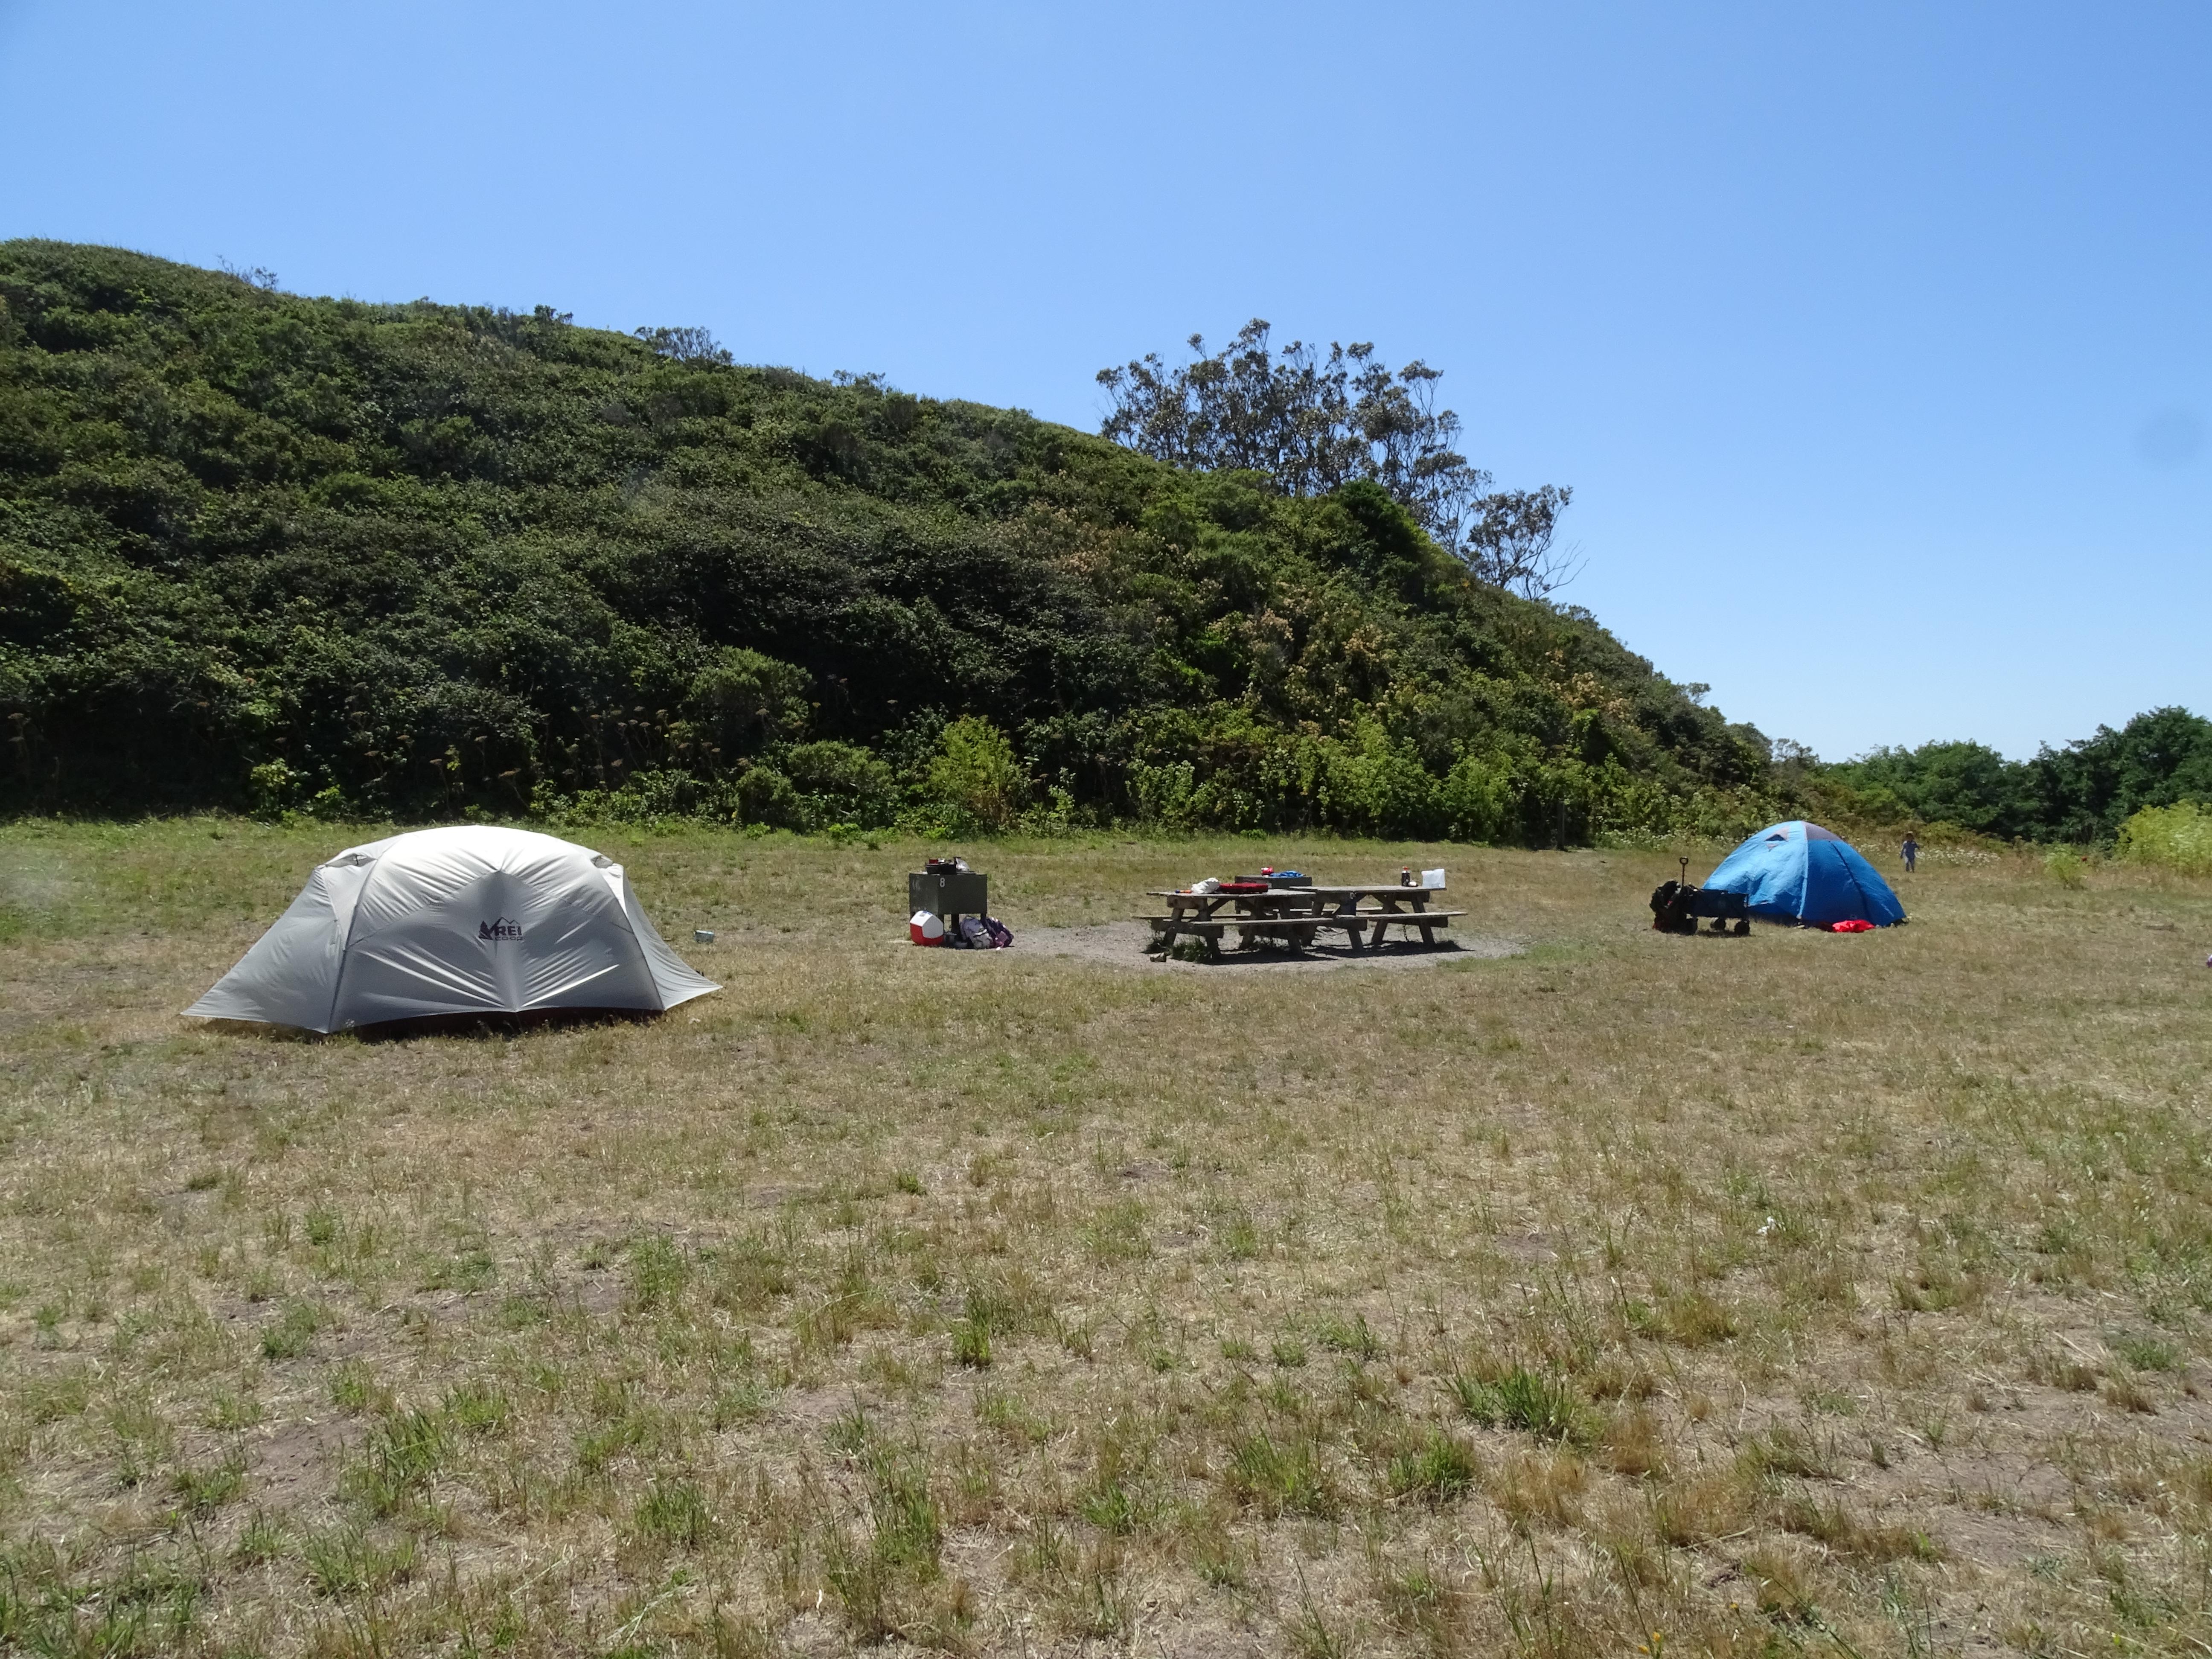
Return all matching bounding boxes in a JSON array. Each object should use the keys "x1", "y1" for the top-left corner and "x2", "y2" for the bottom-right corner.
[{"x1": 1020, "y1": 918, "x2": 1526, "y2": 969}]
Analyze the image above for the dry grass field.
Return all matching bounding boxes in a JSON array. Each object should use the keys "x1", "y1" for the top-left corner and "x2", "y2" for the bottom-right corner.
[{"x1": 2, "y1": 820, "x2": 2209, "y2": 1658}]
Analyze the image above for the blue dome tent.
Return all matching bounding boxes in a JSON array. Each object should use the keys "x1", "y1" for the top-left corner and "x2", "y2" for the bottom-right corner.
[{"x1": 1702, "y1": 821, "x2": 1906, "y2": 928}]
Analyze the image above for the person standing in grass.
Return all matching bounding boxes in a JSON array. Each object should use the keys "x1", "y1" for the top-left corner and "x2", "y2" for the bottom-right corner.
[{"x1": 1901, "y1": 832, "x2": 1920, "y2": 874}]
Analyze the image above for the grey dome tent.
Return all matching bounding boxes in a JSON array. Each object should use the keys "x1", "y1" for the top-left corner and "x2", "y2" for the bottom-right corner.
[{"x1": 183, "y1": 826, "x2": 718, "y2": 1033}]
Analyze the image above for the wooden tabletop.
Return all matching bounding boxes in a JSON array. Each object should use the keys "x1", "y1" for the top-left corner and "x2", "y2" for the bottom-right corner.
[
  {"x1": 1293, "y1": 885, "x2": 1447, "y2": 898},
  {"x1": 1150, "y1": 889, "x2": 1442, "y2": 902},
  {"x1": 1146, "y1": 886, "x2": 1446, "y2": 899}
]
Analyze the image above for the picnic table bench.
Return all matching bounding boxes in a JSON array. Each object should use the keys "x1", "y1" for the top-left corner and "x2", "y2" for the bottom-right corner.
[{"x1": 1138, "y1": 884, "x2": 1466, "y2": 957}]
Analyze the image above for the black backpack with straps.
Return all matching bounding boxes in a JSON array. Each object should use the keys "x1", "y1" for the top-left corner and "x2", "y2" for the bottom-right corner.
[{"x1": 1648, "y1": 880, "x2": 1700, "y2": 934}]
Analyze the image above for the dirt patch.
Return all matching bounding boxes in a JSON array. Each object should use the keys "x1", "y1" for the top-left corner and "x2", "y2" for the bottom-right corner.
[
  {"x1": 250, "y1": 1414, "x2": 358, "y2": 1511},
  {"x1": 1015, "y1": 919, "x2": 1525, "y2": 971}
]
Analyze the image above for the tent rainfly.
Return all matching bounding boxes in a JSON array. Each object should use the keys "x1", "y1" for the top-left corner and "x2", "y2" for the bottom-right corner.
[
  {"x1": 183, "y1": 826, "x2": 719, "y2": 1032},
  {"x1": 1701, "y1": 820, "x2": 1906, "y2": 928}
]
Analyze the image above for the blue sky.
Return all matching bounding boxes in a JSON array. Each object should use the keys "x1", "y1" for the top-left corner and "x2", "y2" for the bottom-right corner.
[{"x1": 3, "y1": 1, "x2": 2205, "y2": 760}]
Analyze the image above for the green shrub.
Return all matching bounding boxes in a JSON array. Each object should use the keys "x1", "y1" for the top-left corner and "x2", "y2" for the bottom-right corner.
[
  {"x1": 735, "y1": 765, "x2": 799, "y2": 827},
  {"x1": 2043, "y1": 849, "x2": 2088, "y2": 888},
  {"x1": 685, "y1": 648, "x2": 809, "y2": 755},
  {"x1": 783, "y1": 740, "x2": 900, "y2": 828},
  {"x1": 2116, "y1": 801, "x2": 2212, "y2": 876},
  {"x1": 247, "y1": 761, "x2": 301, "y2": 818},
  {"x1": 926, "y1": 717, "x2": 1028, "y2": 829}
]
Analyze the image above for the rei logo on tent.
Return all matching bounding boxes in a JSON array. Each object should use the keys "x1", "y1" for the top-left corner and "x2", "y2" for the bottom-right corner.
[{"x1": 478, "y1": 916, "x2": 524, "y2": 941}]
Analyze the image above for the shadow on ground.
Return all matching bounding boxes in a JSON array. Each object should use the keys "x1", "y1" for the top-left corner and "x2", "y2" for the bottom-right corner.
[{"x1": 1015, "y1": 918, "x2": 1526, "y2": 971}]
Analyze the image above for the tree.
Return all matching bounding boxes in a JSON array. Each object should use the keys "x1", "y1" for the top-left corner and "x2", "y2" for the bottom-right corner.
[
  {"x1": 1831, "y1": 740, "x2": 2034, "y2": 837},
  {"x1": 2028, "y1": 707, "x2": 2212, "y2": 841},
  {"x1": 1097, "y1": 320, "x2": 1577, "y2": 597},
  {"x1": 634, "y1": 325, "x2": 732, "y2": 364}
]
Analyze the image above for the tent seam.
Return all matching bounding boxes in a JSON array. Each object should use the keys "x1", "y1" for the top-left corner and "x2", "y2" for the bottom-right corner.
[
  {"x1": 1834, "y1": 842, "x2": 1882, "y2": 924},
  {"x1": 325, "y1": 850, "x2": 382, "y2": 1033},
  {"x1": 600, "y1": 865, "x2": 663, "y2": 1011}
]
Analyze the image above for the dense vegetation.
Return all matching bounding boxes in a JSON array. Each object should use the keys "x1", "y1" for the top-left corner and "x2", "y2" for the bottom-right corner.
[
  {"x1": 1810, "y1": 707, "x2": 2212, "y2": 844},
  {"x1": 0, "y1": 241, "x2": 1770, "y2": 841},
  {"x1": 3, "y1": 241, "x2": 2203, "y2": 847},
  {"x1": 2117, "y1": 800, "x2": 2212, "y2": 876}
]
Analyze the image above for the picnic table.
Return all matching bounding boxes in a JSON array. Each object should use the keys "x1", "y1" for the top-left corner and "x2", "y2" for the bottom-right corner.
[{"x1": 1138, "y1": 884, "x2": 1467, "y2": 957}]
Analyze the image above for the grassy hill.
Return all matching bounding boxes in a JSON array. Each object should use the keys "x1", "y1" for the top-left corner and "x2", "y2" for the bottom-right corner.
[{"x1": 0, "y1": 241, "x2": 1773, "y2": 840}]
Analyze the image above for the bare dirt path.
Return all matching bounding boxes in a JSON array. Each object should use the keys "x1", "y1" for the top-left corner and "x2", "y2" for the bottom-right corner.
[{"x1": 1018, "y1": 917, "x2": 1527, "y2": 970}]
